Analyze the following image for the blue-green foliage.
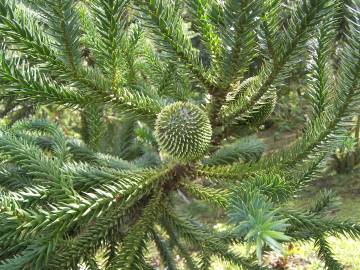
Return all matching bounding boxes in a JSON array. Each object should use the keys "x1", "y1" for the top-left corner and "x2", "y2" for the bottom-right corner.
[{"x1": 0, "y1": 0, "x2": 360, "y2": 269}]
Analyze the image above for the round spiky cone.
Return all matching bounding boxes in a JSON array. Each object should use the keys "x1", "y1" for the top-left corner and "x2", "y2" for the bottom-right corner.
[{"x1": 155, "y1": 102, "x2": 212, "y2": 161}]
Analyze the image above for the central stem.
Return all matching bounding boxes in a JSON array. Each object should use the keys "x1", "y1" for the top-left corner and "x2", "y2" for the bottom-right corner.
[{"x1": 208, "y1": 86, "x2": 227, "y2": 147}]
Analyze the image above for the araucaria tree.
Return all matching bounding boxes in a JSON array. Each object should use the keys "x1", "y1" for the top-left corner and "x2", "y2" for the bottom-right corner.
[{"x1": 1, "y1": 0, "x2": 360, "y2": 269}]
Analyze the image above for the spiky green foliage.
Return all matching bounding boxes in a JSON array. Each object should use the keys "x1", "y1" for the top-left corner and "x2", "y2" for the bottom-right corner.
[
  {"x1": 1, "y1": 0, "x2": 360, "y2": 269},
  {"x1": 203, "y1": 136, "x2": 265, "y2": 165},
  {"x1": 228, "y1": 191, "x2": 290, "y2": 262}
]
